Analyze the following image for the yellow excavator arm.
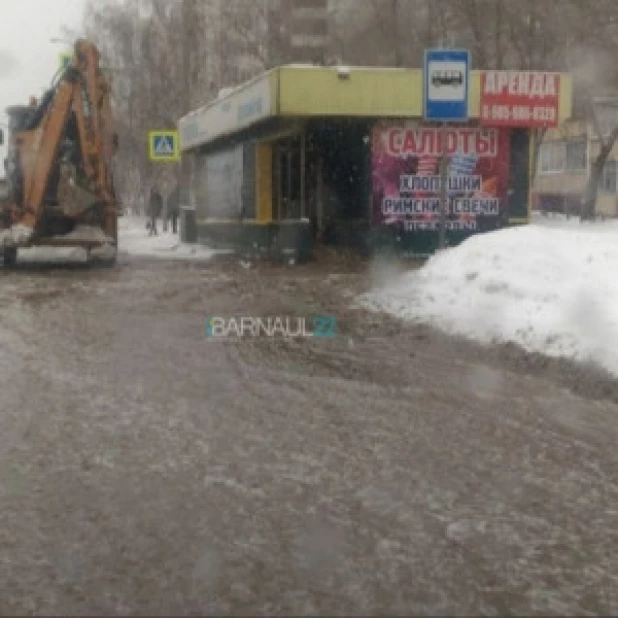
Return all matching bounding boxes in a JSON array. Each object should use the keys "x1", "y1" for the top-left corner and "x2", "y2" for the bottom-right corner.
[{"x1": 1, "y1": 38, "x2": 118, "y2": 251}]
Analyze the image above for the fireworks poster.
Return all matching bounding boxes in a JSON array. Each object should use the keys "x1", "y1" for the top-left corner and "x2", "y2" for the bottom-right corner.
[{"x1": 372, "y1": 121, "x2": 511, "y2": 234}]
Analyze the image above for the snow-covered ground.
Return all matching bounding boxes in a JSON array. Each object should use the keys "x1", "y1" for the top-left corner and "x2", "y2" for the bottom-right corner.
[
  {"x1": 359, "y1": 212, "x2": 618, "y2": 377},
  {"x1": 115, "y1": 215, "x2": 225, "y2": 260},
  {"x1": 17, "y1": 215, "x2": 224, "y2": 263}
]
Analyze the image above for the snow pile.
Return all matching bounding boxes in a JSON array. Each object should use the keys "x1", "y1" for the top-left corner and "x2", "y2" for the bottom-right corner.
[
  {"x1": 19, "y1": 246, "x2": 87, "y2": 263},
  {"x1": 63, "y1": 224, "x2": 113, "y2": 243},
  {"x1": 359, "y1": 217, "x2": 618, "y2": 377},
  {"x1": 0, "y1": 224, "x2": 34, "y2": 247},
  {"x1": 17, "y1": 225, "x2": 112, "y2": 263},
  {"x1": 217, "y1": 86, "x2": 236, "y2": 99},
  {"x1": 117, "y1": 216, "x2": 224, "y2": 260}
]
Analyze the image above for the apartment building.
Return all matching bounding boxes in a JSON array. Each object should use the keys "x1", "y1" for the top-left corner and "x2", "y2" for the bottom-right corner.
[
  {"x1": 288, "y1": 0, "x2": 329, "y2": 63},
  {"x1": 533, "y1": 99, "x2": 618, "y2": 217}
]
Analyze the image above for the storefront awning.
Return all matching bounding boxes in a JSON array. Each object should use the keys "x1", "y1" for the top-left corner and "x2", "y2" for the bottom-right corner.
[{"x1": 178, "y1": 66, "x2": 573, "y2": 153}]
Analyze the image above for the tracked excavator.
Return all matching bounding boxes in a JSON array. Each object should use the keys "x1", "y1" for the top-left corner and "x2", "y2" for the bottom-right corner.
[{"x1": 0, "y1": 38, "x2": 120, "y2": 267}]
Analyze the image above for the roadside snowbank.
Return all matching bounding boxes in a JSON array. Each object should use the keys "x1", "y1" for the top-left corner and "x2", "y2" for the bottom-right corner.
[
  {"x1": 16, "y1": 216, "x2": 223, "y2": 263},
  {"x1": 359, "y1": 216, "x2": 618, "y2": 377},
  {"x1": 117, "y1": 216, "x2": 224, "y2": 260}
]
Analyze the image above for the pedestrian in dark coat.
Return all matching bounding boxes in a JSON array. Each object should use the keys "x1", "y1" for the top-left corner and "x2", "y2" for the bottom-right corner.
[
  {"x1": 148, "y1": 186, "x2": 163, "y2": 236},
  {"x1": 167, "y1": 182, "x2": 181, "y2": 234}
]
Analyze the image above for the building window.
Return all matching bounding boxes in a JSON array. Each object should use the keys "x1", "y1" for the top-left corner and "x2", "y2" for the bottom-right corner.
[
  {"x1": 539, "y1": 142, "x2": 566, "y2": 173},
  {"x1": 566, "y1": 139, "x2": 587, "y2": 171},
  {"x1": 600, "y1": 160, "x2": 617, "y2": 193},
  {"x1": 539, "y1": 143, "x2": 552, "y2": 173},
  {"x1": 539, "y1": 139, "x2": 587, "y2": 174}
]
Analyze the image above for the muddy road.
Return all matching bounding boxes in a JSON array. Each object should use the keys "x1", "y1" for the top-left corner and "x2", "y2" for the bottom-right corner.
[{"x1": 1, "y1": 252, "x2": 617, "y2": 616}]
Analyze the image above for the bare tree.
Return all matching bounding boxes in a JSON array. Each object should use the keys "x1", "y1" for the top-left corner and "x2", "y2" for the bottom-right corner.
[{"x1": 581, "y1": 98, "x2": 618, "y2": 221}]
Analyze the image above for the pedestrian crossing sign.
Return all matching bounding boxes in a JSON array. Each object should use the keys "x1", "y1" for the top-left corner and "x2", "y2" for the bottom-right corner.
[{"x1": 148, "y1": 130, "x2": 180, "y2": 162}]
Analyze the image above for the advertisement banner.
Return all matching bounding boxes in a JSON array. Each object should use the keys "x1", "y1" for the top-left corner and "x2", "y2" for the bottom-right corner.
[
  {"x1": 480, "y1": 71, "x2": 560, "y2": 128},
  {"x1": 372, "y1": 121, "x2": 511, "y2": 237},
  {"x1": 179, "y1": 74, "x2": 272, "y2": 151}
]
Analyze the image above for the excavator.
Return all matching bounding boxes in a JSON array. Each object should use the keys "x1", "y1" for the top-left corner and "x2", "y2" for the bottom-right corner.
[{"x1": 0, "y1": 38, "x2": 120, "y2": 267}]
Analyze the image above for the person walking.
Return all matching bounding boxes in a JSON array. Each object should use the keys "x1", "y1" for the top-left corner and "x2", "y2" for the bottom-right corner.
[
  {"x1": 148, "y1": 185, "x2": 163, "y2": 236},
  {"x1": 167, "y1": 182, "x2": 181, "y2": 234}
]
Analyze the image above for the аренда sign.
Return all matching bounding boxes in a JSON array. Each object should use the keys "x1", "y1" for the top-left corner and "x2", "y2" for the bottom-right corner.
[{"x1": 480, "y1": 71, "x2": 560, "y2": 128}]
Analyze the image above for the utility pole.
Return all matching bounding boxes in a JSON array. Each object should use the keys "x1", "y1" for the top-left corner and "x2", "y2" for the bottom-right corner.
[
  {"x1": 129, "y1": 1, "x2": 139, "y2": 213},
  {"x1": 179, "y1": 0, "x2": 194, "y2": 213},
  {"x1": 392, "y1": 0, "x2": 401, "y2": 67}
]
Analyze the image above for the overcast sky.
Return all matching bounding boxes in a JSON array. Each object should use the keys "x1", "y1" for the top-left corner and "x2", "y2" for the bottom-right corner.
[{"x1": 0, "y1": 0, "x2": 86, "y2": 166}]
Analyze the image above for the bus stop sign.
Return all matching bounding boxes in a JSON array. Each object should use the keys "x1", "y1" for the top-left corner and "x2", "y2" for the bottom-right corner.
[{"x1": 424, "y1": 49, "x2": 470, "y2": 122}]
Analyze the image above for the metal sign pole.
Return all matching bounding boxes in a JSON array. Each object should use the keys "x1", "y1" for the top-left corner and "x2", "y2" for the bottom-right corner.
[
  {"x1": 424, "y1": 47, "x2": 469, "y2": 253},
  {"x1": 438, "y1": 122, "x2": 447, "y2": 249}
]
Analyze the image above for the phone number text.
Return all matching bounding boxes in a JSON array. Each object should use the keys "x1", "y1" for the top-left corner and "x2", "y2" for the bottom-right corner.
[{"x1": 482, "y1": 104, "x2": 557, "y2": 123}]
